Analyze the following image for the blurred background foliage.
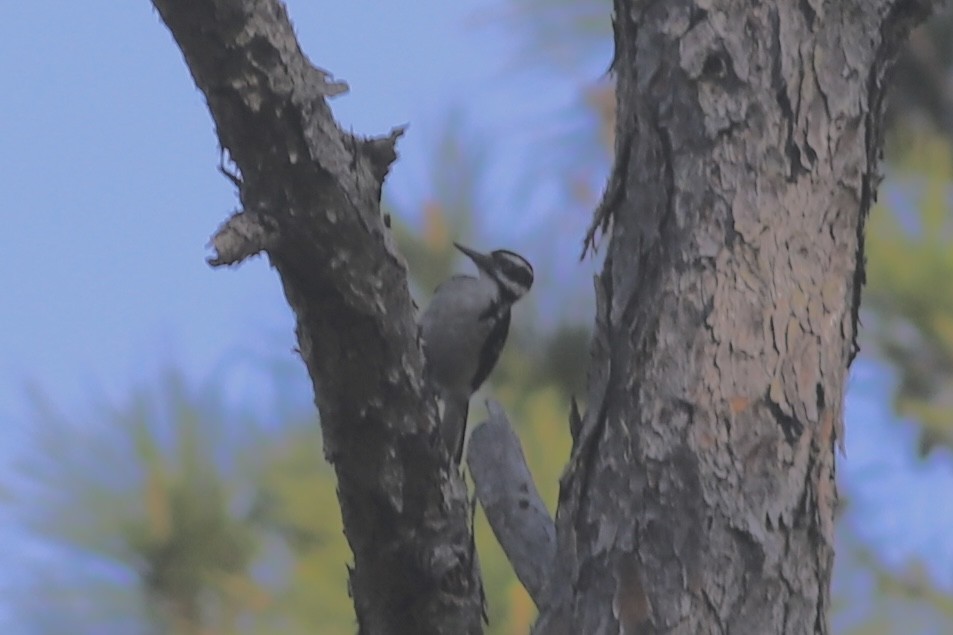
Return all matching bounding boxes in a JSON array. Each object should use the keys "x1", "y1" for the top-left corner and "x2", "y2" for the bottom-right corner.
[{"x1": 5, "y1": 0, "x2": 953, "y2": 633}]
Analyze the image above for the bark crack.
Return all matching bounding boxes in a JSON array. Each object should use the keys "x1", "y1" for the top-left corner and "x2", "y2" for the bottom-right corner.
[{"x1": 770, "y1": 8, "x2": 805, "y2": 180}]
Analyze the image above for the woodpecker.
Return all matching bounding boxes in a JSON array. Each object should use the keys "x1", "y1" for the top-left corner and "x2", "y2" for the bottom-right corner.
[{"x1": 419, "y1": 242, "x2": 534, "y2": 463}]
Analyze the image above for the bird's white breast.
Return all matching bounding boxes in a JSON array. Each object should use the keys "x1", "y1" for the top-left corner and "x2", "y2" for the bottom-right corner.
[{"x1": 419, "y1": 275, "x2": 500, "y2": 397}]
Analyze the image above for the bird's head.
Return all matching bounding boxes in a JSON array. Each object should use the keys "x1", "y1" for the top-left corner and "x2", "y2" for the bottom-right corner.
[{"x1": 454, "y1": 242, "x2": 534, "y2": 301}]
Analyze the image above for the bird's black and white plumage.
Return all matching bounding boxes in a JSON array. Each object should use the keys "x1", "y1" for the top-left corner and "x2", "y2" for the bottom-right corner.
[{"x1": 419, "y1": 243, "x2": 534, "y2": 463}]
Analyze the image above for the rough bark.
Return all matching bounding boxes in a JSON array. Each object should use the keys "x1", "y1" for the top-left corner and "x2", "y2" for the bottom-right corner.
[
  {"x1": 151, "y1": 2, "x2": 483, "y2": 633},
  {"x1": 537, "y1": 1, "x2": 939, "y2": 634}
]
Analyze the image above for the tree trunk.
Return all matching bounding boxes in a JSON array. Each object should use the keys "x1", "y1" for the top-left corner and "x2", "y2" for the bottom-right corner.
[
  {"x1": 151, "y1": 1, "x2": 483, "y2": 633},
  {"x1": 150, "y1": 0, "x2": 939, "y2": 633},
  {"x1": 536, "y1": 0, "x2": 938, "y2": 633}
]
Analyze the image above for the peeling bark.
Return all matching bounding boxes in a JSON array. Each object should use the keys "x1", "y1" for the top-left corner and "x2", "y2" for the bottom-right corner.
[
  {"x1": 550, "y1": 0, "x2": 939, "y2": 634},
  {"x1": 151, "y1": 1, "x2": 483, "y2": 633}
]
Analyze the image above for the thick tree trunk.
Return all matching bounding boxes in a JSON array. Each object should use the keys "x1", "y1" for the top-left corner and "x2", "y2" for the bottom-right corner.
[
  {"x1": 536, "y1": 1, "x2": 938, "y2": 633},
  {"x1": 151, "y1": 2, "x2": 483, "y2": 633}
]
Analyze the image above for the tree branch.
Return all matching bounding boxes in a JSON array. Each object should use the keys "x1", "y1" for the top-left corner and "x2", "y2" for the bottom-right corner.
[
  {"x1": 150, "y1": 1, "x2": 483, "y2": 632},
  {"x1": 466, "y1": 401, "x2": 556, "y2": 608}
]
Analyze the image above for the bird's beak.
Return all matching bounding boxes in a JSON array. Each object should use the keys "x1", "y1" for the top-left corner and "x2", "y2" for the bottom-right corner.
[{"x1": 453, "y1": 242, "x2": 493, "y2": 271}]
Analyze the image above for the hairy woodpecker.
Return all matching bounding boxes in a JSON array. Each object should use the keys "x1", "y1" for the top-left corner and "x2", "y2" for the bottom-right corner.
[{"x1": 419, "y1": 242, "x2": 534, "y2": 463}]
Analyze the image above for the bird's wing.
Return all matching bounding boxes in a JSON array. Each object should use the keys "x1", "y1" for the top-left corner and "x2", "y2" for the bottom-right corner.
[{"x1": 470, "y1": 309, "x2": 511, "y2": 392}]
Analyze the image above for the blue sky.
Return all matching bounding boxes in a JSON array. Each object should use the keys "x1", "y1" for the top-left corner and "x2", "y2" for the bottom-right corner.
[
  {"x1": 2, "y1": 1, "x2": 953, "y2": 631},
  {"x1": 0, "y1": 2, "x2": 597, "y2": 419},
  {"x1": 2, "y1": 3, "x2": 444, "y2": 410}
]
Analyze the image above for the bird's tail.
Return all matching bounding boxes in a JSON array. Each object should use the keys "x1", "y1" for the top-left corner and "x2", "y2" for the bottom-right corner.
[{"x1": 440, "y1": 393, "x2": 470, "y2": 464}]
